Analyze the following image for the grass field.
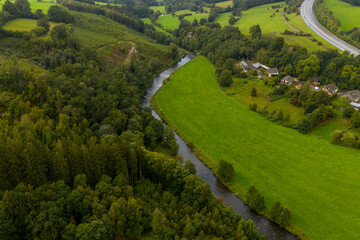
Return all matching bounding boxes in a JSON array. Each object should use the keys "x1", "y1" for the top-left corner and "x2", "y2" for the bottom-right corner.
[
  {"x1": 286, "y1": 13, "x2": 337, "y2": 50},
  {"x1": 155, "y1": 56, "x2": 360, "y2": 240},
  {"x1": 157, "y1": 14, "x2": 180, "y2": 30},
  {"x1": 215, "y1": 0, "x2": 233, "y2": 8},
  {"x1": 278, "y1": 34, "x2": 325, "y2": 52},
  {"x1": 142, "y1": 18, "x2": 172, "y2": 36},
  {"x1": 214, "y1": 3, "x2": 291, "y2": 33},
  {"x1": 150, "y1": 5, "x2": 166, "y2": 14},
  {"x1": 322, "y1": 0, "x2": 360, "y2": 31},
  {"x1": 226, "y1": 78, "x2": 305, "y2": 121},
  {"x1": 0, "y1": 0, "x2": 55, "y2": 14},
  {"x1": 2, "y1": 18, "x2": 58, "y2": 32}
]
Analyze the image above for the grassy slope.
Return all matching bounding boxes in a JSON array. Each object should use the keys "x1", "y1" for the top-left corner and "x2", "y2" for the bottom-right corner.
[
  {"x1": 2, "y1": 18, "x2": 58, "y2": 32},
  {"x1": 286, "y1": 13, "x2": 337, "y2": 50},
  {"x1": 215, "y1": 0, "x2": 233, "y2": 8},
  {"x1": 150, "y1": 5, "x2": 166, "y2": 14},
  {"x1": 0, "y1": 0, "x2": 55, "y2": 13},
  {"x1": 141, "y1": 18, "x2": 172, "y2": 36},
  {"x1": 215, "y1": 3, "x2": 291, "y2": 33},
  {"x1": 213, "y1": 3, "x2": 325, "y2": 51},
  {"x1": 71, "y1": 12, "x2": 171, "y2": 63},
  {"x1": 155, "y1": 56, "x2": 360, "y2": 240},
  {"x1": 157, "y1": 14, "x2": 180, "y2": 30},
  {"x1": 322, "y1": 0, "x2": 360, "y2": 31},
  {"x1": 226, "y1": 78, "x2": 305, "y2": 121}
]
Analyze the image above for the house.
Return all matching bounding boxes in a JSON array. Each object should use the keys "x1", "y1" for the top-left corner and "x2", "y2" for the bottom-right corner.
[
  {"x1": 311, "y1": 77, "x2": 319, "y2": 86},
  {"x1": 252, "y1": 62, "x2": 269, "y2": 70},
  {"x1": 338, "y1": 90, "x2": 360, "y2": 103},
  {"x1": 350, "y1": 102, "x2": 360, "y2": 111},
  {"x1": 295, "y1": 82, "x2": 306, "y2": 89},
  {"x1": 268, "y1": 68, "x2": 279, "y2": 77},
  {"x1": 323, "y1": 84, "x2": 338, "y2": 96},
  {"x1": 240, "y1": 61, "x2": 249, "y2": 71},
  {"x1": 280, "y1": 75, "x2": 295, "y2": 85}
]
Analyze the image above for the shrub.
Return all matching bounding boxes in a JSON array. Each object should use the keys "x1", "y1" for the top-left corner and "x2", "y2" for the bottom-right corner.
[
  {"x1": 217, "y1": 159, "x2": 234, "y2": 182},
  {"x1": 250, "y1": 87, "x2": 257, "y2": 97}
]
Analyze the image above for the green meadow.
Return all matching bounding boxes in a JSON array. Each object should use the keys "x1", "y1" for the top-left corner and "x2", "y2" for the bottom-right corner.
[
  {"x1": 155, "y1": 56, "x2": 360, "y2": 240},
  {"x1": 0, "y1": 0, "x2": 55, "y2": 13},
  {"x1": 150, "y1": 5, "x2": 166, "y2": 14},
  {"x1": 157, "y1": 14, "x2": 180, "y2": 30},
  {"x1": 322, "y1": 0, "x2": 360, "y2": 31},
  {"x1": 2, "y1": 18, "x2": 58, "y2": 32},
  {"x1": 215, "y1": 0, "x2": 233, "y2": 8},
  {"x1": 286, "y1": 13, "x2": 337, "y2": 50}
]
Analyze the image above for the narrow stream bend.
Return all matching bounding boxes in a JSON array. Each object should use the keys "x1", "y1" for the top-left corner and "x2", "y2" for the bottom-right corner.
[{"x1": 141, "y1": 54, "x2": 299, "y2": 240}]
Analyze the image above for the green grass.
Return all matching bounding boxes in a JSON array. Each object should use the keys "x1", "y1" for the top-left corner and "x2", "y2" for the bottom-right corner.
[
  {"x1": 2, "y1": 18, "x2": 58, "y2": 32},
  {"x1": 214, "y1": 3, "x2": 291, "y2": 33},
  {"x1": 150, "y1": 5, "x2": 166, "y2": 14},
  {"x1": 0, "y1": 0, "x2": 55, "y2": 14},
  {"x1": 215, "y1": 0, "x2": 233, "y2": 8},
  {"x1": 142, "y1": 18, "x2": 172, "y2": 36},
  {"x1": 71, "y1": 12, "x2": 172, "y2": 64},
  {"x1": 310, "y1": 118, "x2": 350, "y2": 141},
  {"x1": 322, "y1": 0, "x2": 360, "y2": 31},
  {"x1": 226, "y1": 78, "x2": 305, "y2": 121},
  {"x1": 155, "y1": 56, "x2": 360, "y2": 240},
  {"x1": 278, "y1": 33, "x2": 325, "y2": 52},
  {"x1": 286, "y1": 13, "x2": 337, "y2": 50},
  {"x1": 157, "y1": 14, "x2": 180, "y2": 30}
]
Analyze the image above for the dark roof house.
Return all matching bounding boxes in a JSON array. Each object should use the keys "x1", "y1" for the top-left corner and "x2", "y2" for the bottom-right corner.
[
  {"x1": 280, "y1": 75, "x2": 295, "y2": 85},
  {"x1": 268, "y1": 68, "x2": 279, "y2": 77},
  {"x1": 338, "y1": 90, "x2": 360, "y2": 103},
  {"x1": 323, "y1": 84, "x2": 339, "y2": 96}
]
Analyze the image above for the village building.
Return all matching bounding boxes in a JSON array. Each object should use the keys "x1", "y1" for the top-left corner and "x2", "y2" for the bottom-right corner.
[
  {"x1": 322, "y1": 84, "x2": 338, "y2": 96},
  {"x1": 338, "y1": 90, "x2": 360, "y2": 103},
  {"x1": 280, "y1": 75, "x2": 295, "y2": 85},
  {"x1": 252, "y1": 62, "x2": 269, "y2": 70},
  {"x1": 268, "y1": 68, "x2": 279, "y2": 77},
  {"x1": 311, "y1": 77, "x2": 319, "y2": 86}
]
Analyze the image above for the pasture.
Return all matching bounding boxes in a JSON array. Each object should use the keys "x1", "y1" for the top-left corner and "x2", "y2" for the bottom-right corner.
[
  {"x1": 150, "y1": 5, "x2": 166, "y2": 14},
  {"x1": 2, "y1": 18, "x2": 58, "y2": 32},
  {"x1": 155, "y1": 56, "x2": 360, "y2": 240},
  {"x1": 215, "y1": 0, "x2": 233, "y2": 8},
  {"x1": 0, "y1": 0, "x2": 55, "y2": 14},
  {"x1": 322, "y1": 0, "x2": 360, "y2": 31}
]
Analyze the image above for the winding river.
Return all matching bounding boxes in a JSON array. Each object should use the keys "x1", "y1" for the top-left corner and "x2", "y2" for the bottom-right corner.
[{"x1": 141, "y1": 54, "x2": 299, "y2": 240}]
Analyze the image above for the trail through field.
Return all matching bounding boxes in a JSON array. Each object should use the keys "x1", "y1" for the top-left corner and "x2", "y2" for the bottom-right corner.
[
  {"x1": 281, "y1": 11, "x2": 300, "y2": 32},
  {"x1": 118, "y1": 41, "x2": 136, "y2": 65}
]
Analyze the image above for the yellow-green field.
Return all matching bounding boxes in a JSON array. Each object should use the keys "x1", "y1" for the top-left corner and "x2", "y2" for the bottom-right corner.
[
  {"x1": 2, "y1": 18, "x2": 58, "y2": 32},
  {"x1": 286, "y1": 13, "x2": 337, "y2": 50},
  {"x1": 157, "y1": 14, "x2": 180, "y2": 30},
  {"x1": 0, "y1": 0, "x2": 55, "y2": 14},
  {"x1": 150, "y1": 5, "x2": 166, "y2": 14},
  {"x1": 155, "y1": 56, "x2": 360, "y2": 240},
  {"x1": 215, "y1": 3, "x2": 290, "y2": 33},
  {"x1": 226, "y1": 78, "x2": 305, "y2": 121},
  {"x1": 322, "y1": 0, "x2": 360, "y2": 31},
  {"x1": 215, "y1": 0, "x2": 233, "y2": 8}
]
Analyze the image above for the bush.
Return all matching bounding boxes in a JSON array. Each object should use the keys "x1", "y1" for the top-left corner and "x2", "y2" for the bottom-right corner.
[
  {"x1": 246, "y1": 186, "x2": 265, "y2": 212},
  {"x1": 31, "y1": 27, "x2": 47, "y2": 36},
  {"x1": 249, "y1": 103, "x2": 257, "y2": 112},
  {"x1": 47, "y1": 5, "x2": 74, "y2": 24},
  {"x1": 184, "y1": 160, "x2": 196, "y2": 174},
  {"x1": 250, "y1": 87, "x2": 257, "y2": 97},
  {"x1": 217, "y1": 159, "x2": 234, "y2": 182},
  {"x1": 343, "y1": 106, "x2": 355, "y2": 118},
  {"x1": 218, "y1": 70, "x2": 233, "y2": 87},
  {"x1": 350, "y1": 111, "x2": 360, "y2": 128}
]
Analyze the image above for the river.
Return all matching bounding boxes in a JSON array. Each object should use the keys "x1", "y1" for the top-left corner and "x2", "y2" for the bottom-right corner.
[{"x1": 141, "y1": 54, "x2": 299, "y2": 240}]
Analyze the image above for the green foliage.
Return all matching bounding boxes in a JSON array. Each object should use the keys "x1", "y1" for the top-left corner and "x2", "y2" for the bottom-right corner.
[
  {"x1": 250, "y1": 24, "x2": 262, "y2": 40},
  {"x1": 218, "y1": 69, "x2": 233, "y2": 87},
  {"x1": 350, "y1": 111, "x2": 360, "y2": 128},
  {"x1": 217, "y1": 159, "x2": 235, "y2": 182},
  {"x1": 343, "y1": 106, "x2": 355, "y2": 118},
  {"x1": 37, "y1": 18, "x2": 50, "y2": 31},
  {"x1": 269, "y1": 201, "x2": 292, "y2": 227},
  {"x1": 251, "y1": 87, "x2": 257, "y2": 97},
  {"x1": 184, "y1": 160, "x2": 196, "y2": 174},
  {"x1": 246, "y1": 186, "x2": 265, "y2": 212},
  {"x1": 249, "y1": 103, "x2": 258, "y2": 111},
  {"x1": 47, "y1": 5, "x2": 74, "y2": 24}
]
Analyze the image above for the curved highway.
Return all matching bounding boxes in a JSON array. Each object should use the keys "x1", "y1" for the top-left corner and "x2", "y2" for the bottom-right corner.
[{"x1": 301, "y1": 0, "x2": 360, "y2": 56}]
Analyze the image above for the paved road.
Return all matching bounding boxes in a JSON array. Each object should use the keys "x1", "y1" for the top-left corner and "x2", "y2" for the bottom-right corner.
[{"x1": 301, "y1": 0, "x2": 360, "y2": 56}]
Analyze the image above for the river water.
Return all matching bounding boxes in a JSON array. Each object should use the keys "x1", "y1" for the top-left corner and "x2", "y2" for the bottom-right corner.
[{"x1": 141, "y1": 54, "x2": 299, "y2": 240}]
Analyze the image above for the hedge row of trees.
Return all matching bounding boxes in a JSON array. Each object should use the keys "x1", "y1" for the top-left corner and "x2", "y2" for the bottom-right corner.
[{"x1": 246, "y1": 186, "x2": 291, "y2": 227}]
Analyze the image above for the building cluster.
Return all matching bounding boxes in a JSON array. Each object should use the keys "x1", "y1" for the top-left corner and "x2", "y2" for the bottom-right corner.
[{"x1": 240, "y1": 59, "x2": 360, "y2": 111}]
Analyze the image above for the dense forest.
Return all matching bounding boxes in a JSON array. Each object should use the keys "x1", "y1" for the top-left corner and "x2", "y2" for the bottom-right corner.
[
  {"x1": 0, "y1": 0, "x2": 267, "y2": 239},
  {"x1": 341, "y1": 0, "x2": 360, "y2": 6}
]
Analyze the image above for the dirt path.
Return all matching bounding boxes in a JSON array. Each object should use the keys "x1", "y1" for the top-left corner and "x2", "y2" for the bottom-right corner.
[
  {"x1": 282, "y1": 11, "x2": 300, "y2": 32},
  {"x1": 118, "y1": 41, "x2": 136, "y2": 65}
]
